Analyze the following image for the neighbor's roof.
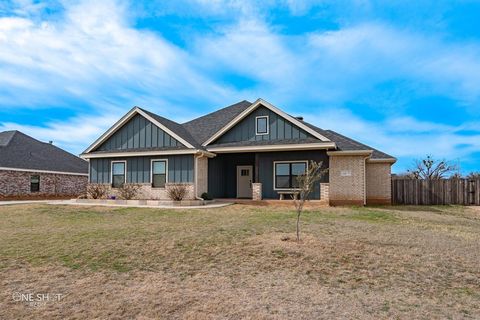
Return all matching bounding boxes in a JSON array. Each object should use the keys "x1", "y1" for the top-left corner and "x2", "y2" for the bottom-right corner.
[{"x1": 0, "y1": 131, "x2": 88, "y2": 174}]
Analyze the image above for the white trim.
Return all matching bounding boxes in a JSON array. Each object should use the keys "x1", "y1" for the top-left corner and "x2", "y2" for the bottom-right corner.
[
  {"x1": 207, "y1": 142, "x2": 336, "y2": 153},
  {"x1": 255, "y1": 115, "x2": 269, "y2": 135},
  {"x1": 150, "y1": 159, "x2": 168, "y2": 189},
  {"x1": 202, "y1": 98, "x2": 332, "y2": 146},
  {"x1": 273, "y1": 160, "x2": 308, "y2": 191},
  {"x1": 0, "y1": 167, "x2": 89, "y2": 176},
  {"x1": 111, "y1": 160, "x2": 127, "y2": 188},
  {"x1": 81, "y1": 149, "x2": 205, "y2": 159},
  {"x1": 367, "y1": 158, "x2": 397, "y2": 164},
  {"x1": 83, "y1": 106, "x2": 195, "y2": 154},
  {"x1": 327, "y1": 150, "x2": 373, "y2": 156},
  {"x1": 87, "y1": 159, "x2": 90, "y2": 183}
]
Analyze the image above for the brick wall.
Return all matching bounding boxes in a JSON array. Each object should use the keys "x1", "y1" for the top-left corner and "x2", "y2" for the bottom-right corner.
[
  {"x1": 328, "y1": 155, "x2": 366, "y2": 206},
  {"x1": 320, "y1": 183, "x2": 329, "y2": 201},
  {"x1": 196, "y1": 156, "x2": 208, "y2": 197},
  {"x1": 366, "y1": 162, "x2": 392, "y2": 205},
  {"x1": 0, "y1": 170, "x2": 87, "y2": 199},
  {"x1": 252, "y1": 183, "x2": 262, "y2": 200},
  {"x1": 91, "y1": 183, "x2": 195, "y2": 200}
]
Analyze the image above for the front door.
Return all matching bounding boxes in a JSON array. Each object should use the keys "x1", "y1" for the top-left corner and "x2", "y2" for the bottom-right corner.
[{"x1": 236, "y1": 165, "x2": 253, "y2": 198}]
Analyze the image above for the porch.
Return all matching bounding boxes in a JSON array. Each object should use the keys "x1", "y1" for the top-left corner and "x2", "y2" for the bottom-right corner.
[{"x1": 206, "y1": 151, "x2": 330, "y2": 201}]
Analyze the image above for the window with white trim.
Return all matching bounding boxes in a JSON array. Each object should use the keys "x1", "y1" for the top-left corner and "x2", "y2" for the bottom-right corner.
[
  {"x1": 256, "y1": 116, "x2": 269, "y2": 135},
  {"x1": 112, "y1": 161, "x2": 125, "y2": 188},
  {"x1": 152, "y1": 160, "x2": 167, "y2": 188},
  {"x1": 274, "y1": 161, "x2": 307, "y2": 189}
]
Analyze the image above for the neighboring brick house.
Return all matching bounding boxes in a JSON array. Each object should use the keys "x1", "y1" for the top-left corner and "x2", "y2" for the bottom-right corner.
[
  {"x1": 0, "y1": 131, "x2": 88, "y2": 199},
  {"x1": 81, "y1": 99, "x2": 396, "y2": 205}
]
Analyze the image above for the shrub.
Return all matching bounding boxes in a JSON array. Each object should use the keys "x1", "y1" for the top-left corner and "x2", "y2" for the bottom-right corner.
[
  {"x1": 87, "y1": 184, "x2": 108, "y2": 199},
  {"x1": 117, "y1": 184, "x2": 141, "y2": 200},
  {"x1": 201, "y1": 192, "x2": 213, "y2": 200},
  {"x1": 167, "y1": 184, "x2": 188, "y2": 201}
]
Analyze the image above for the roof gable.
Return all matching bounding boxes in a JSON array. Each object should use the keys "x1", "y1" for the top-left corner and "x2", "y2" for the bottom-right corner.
[
  {"x1": 83, "y1": 107, "x2": 197, "y2": 154},
  {"x1": 95, "y1": 113, "x2": 184, "y2": 152},
  {"x1": 211, "y1": 105, "x2": 318, "y2": 145},
  {"x1": 200, "y1": 99, "x2": 331, "y2": 146}
]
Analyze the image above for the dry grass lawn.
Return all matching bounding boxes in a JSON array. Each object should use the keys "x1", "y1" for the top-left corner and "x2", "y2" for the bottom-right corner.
[{"x1": 1, "y1": 204, "x2": 479, "y2": 319}]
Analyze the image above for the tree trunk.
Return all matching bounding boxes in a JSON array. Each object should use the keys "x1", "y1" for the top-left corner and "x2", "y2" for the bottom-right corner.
[{"x1": 296, "y1": 209, "x2": 301, "y2": 242}]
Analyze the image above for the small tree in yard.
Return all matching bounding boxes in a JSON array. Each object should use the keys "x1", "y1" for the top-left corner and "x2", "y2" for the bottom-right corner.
[{"x1": 294, "y1": 161, "x2": 328, "y2": 242}]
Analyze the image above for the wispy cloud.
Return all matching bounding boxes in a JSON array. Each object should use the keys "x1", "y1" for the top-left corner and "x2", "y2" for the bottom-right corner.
[{"x1": 1, "y1": 0, "x2": 479, "y2": 172}]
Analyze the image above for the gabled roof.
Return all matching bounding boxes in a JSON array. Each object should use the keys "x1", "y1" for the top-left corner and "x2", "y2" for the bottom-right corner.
[
  {"x1": 82, "y1": 98, "x2": 395, "y2": 161},
  {"x1": 139, "y1": 108, "x2": 203, "y2": 149},
  {"x1": 0, "y1": 130, "x2": 88, "y2": 174},
  {"x1": 182, "y1": 100, "x2": 252, "y2": 145},
  {"x1": 83, "y1": 107, "x2": 199, "y2": 154},
  {"x1": 196, "y1": 99, "x2": 331, "y2": 146}
]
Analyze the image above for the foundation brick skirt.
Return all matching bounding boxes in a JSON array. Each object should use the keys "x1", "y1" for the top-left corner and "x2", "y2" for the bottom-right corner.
[{"x1": 89, "y1": 183, "x2": 196, "y2": 200}]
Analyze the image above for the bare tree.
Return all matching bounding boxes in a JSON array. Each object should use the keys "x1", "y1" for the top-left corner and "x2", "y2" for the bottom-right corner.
[
  {"x1": 407, "y1": 155, "x2": 459, "y2": 180},
  {"x1": 294, "y1": 161, "x2": 328, "y2": 242}
]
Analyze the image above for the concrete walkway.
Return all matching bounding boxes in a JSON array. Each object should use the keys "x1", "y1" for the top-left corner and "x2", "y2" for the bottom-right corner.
[
  {"x1": 47, "y1": 200, "x2": 233, "y2": 209},
  {"x1": 0, "y1": 200, "x2": 52, "y2": 206}
]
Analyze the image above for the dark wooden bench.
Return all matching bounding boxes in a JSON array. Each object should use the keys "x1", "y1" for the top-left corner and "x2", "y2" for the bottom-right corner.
[{"x1": 278, "y1": 191, "x2": 299, "y2": 200}]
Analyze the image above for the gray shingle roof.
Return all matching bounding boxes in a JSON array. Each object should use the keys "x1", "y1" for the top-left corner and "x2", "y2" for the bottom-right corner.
[
  {"x1": 139, "y1": 107, "x2": 204, "y2": 149},
  {"x1": 301, "y1": 121, "x2": 394, "y2": 159},
  {"x1": 182, "y1": 100, "x2": 252, "y2": 145},
  {"x1": 207, "y1": 138, "x2": 325, "y2": 148},
  {"x1": 0, "y1": 131, "x2": 88, "y2": 174}
]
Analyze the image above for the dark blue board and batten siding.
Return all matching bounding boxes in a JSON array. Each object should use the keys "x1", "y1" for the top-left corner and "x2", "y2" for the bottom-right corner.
[
  {"x1": 208, "y1": 151, "x2": 328, "y2": 199},
  {"x1": 96, "y1": 114, "x2": 183, "y2": 151},
  {"x1": 213, "y1": 106, "x2": 315, "y2": 144},
  {"x1": 89, "y1": 155, "x2": 194, "y2": 184}
]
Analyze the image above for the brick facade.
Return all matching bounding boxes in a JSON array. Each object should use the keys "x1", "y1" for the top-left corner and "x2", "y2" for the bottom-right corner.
[
  {"x1": 91, "y1": 183, "x2": 195, "y2": 200},
  {"x1": 366, "y1": 162, "x2": 392, "y2": 205},
  {"x1": 0, "y1": 170, "x2": 87, "y2": 199},
  {"x1": 196, "y1": 156, "x2": 208, "y2": 197},
  {"x1": 328, "y1": 155, "x2": 366, "y2": 206}
]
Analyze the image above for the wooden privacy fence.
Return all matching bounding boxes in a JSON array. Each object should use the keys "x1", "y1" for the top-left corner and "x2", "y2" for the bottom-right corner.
[{"x1": 392, "y1": 179, "x2": 480, "y2": 205}]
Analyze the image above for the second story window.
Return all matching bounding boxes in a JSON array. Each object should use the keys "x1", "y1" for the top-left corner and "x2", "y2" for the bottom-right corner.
[{"x1": 256, "y1": 116, "x2": 269, "y2": 135}]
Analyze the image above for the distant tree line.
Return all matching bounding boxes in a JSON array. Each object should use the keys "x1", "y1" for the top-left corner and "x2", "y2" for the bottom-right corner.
[{"x1": 393, "y1": 155, "x2": 480, "y2": 180}]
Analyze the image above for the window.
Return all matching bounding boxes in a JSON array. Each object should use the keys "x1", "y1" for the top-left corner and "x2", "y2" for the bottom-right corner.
[
  {"x1": 151, "y1": 160, "x2": 167, "y2": 188},
  {"x1": 111, "y1": 161, "x2": 126, "y2": 188},
  {"x1": 30, "y1": 175, "x2": 40, "y2": 192},
  {"x1": 274, "y1": 161, "x2": 307, "y2": 189},
  {"x1": 256, "y1": 116, "x2": 269, "y2": 135},
  {"x1": 240, "y1": 169, "x2": 249, "y2": 176}
]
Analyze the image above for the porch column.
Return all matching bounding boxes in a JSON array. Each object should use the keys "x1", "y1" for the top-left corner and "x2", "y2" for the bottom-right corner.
[{"x1": 252, "y1": 183, "x2": 262, "y2": 200}]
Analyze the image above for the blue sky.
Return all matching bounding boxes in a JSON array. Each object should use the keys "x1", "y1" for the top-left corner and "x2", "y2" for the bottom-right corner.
[{"x1": 1, "y1": 0, "x2": 480, "y2": 174}]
